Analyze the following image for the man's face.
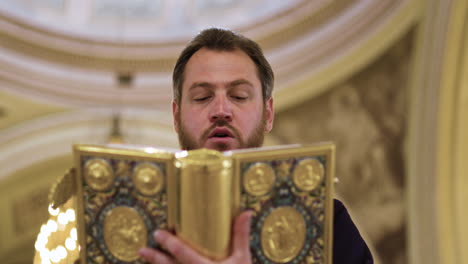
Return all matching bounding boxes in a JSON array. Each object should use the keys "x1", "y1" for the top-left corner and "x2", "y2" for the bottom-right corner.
[{"x1": 173, "y1": 48, "x2": 274, "y2": 151}]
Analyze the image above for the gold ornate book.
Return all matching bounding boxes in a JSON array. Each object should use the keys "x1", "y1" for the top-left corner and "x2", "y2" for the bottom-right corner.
[{"x1": 48, "y1": 143, "x2": 335, "y2": 264}]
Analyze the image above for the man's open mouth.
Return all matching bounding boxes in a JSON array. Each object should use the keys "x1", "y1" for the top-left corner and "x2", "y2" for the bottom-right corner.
[{"x1": 209, "y1": 128, "x2": 234, "y2": 138}]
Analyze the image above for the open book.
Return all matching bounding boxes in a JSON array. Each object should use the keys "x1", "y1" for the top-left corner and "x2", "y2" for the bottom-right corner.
[{"x1": 45, "y1": 143, "x2": 335, "y2": 264}]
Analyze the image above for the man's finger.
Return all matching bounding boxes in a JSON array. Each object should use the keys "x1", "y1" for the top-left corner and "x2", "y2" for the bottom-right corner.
[
  {"x1": 139, "y1": 247, "x2": 175, "y2": 264},
  {"x1": 231, "y1": 211, "x2": 253, "y2": 258},
  {"x1": 154, "y1": 230, "x2": 208, "y2": 264}
]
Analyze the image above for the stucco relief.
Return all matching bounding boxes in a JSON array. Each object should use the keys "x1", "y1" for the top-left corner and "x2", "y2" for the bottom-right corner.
[{"x1": 269, "y1": 30, "x2": 413, "y2": 264}]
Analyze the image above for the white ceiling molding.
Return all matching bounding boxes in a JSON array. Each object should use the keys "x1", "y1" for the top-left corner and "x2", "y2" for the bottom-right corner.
[
  {"x1": 0, "y1": 0, "x2": 420, "y2": 112},
  {"x1": 0, "y1": 109, "x2": 178, "y2": 181},
  {"x1": 0, "y1": 48, "x2": 172, "y2": 109},
  {"x1": 0, "y1": 0, "x2": 303, "y2": 58}
]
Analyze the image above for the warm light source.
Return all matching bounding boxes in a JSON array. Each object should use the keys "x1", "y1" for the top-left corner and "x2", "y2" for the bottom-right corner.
[
  {"x1": 66, "y1": 209, "x2": 76, "y2": 221},
  {"x1": 48, "y1": 204, "x2": 60, "y2": 216},
  {"x1": 70, "y1": 228, "x2": 77, "y2": 241},
  {"x1": 46, "y1": 220, "x2": 58, "y2": 232},
  {"x1": 65, "y1": 238, "x2": 76, "y2": 251},
  {"x1": 34, "y1": 202, "x2": 79, "y2": 263},
  {"x1": 58, "y1": 213, "x2": 68, "y2": 225}
]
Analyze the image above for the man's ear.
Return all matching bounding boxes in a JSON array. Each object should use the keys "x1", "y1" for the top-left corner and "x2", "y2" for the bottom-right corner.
[
  {"x1": 172, "y1": 100, "x2": 180, "y2": 133},
  {"x1": 265, "y1": 97, "x2": 274, "y2": 132}
]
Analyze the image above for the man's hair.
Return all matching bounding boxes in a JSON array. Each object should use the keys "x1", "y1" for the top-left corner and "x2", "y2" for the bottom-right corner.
[{"x1": 172, "y1": 28, "x2": 274, "y2": 104}]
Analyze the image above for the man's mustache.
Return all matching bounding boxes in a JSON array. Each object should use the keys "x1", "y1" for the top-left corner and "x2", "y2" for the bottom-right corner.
[{"x1": 201, "y1": 120, "x2": 241, "y2": 141}]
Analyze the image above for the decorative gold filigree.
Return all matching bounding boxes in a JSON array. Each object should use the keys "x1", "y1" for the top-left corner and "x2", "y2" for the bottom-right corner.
[
  {"x1": 84, "y1": 159, "x2": 114, "y2": 191},
  {"x1": 277, "y1": 160, "x2": 292, "y2": 179},
  {"x1": 103, "y1": 206, "x2": 147, "y2": 262},
  {"x1": 293, "y1": 159, "x2": 324, "y2": 192},
  {"x1": 243, "y1": 163, "x2": 276, "y2": 196},
  {"x1": 132, "y1": 163, "x2": 163, "y2": 196},
  {"x1": 48, "y1": 168, "x2": 76, "y2": 209},
  {"x1": 261, "y1": 206, "x2": 306, "y2": 263}
]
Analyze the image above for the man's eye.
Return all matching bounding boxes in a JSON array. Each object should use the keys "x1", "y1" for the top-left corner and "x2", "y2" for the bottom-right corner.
[
  {"x1": 194, "y1": 96, "x2": 210, "y2": 102},
  {"x1": 232, "y1": 96, "x2": 247, "y2": 101}
]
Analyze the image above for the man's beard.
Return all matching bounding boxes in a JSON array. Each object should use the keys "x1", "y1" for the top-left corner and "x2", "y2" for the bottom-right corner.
[{"x1": 177, "y1": 108, "x2": 267, "y2": 151}]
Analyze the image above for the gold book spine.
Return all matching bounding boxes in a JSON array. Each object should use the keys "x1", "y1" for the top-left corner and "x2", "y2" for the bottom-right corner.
[{"x1": 173, "y1": 149, "x2": 233, "y2": 260}]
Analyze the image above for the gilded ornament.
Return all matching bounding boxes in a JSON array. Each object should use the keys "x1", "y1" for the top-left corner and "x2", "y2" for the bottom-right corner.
[
  {"x1": 293, "y1": 159, "x2": 324, "y2": 191},
  {"x1": 49, "y1": 168, "x2": 76, "y2": 209},
  {"x1": 261, "y1": 206, "x2": 306, "y2": 263},
  {"x1": 277, "y1": 160, "x2": 292, "y2": 178},
  {"x1": 243, "y1": 163, "x2": 276, "y2": 196},
  {"x1": 132, "y1": 163, "x2": 164, "y2": 196},
  {"x1": 84, "y1": 159, "x2": 114, "y2": 191},
  {"x1": 103, "y1": 206, "x2": 147, "y2": 262}
]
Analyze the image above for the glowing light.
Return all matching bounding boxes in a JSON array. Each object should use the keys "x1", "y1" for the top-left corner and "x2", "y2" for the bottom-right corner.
[
  {"x1": 58, "y1": 212, "x2": 68, "y2": 225},
  {"x1": 46, "y1": 220, "x2": 58, "y2": 232},
  {"x1": 70, "y1": 228, "x2": 77, "y2": 240},
  {"x1": 57, "y1": 246, "x2": 67, "y2": 259},
  {"x1": 65, "y1": 237, "x2": 76, "y2": 250},
  {"x1": 144, "y1": 147, "x2": 156, "y2": 153},
  {"x1": 35, "y1": 233, "x2": 48, "y2": 249},
  {"x1": 38, "y1": 232, "x2": 48, "y2": 243},
  {"x1": 48, "y1": 204, "x2": 60, "y2": 216},
  {"x1": 40, "y1": 224, "x2": 46, "y2": 234},
  {"x1": 175, "y1": 150, "x2": 188, "y2": 158},
  {"x1": 66, "y1": 209, "x2": 76, "y2": 222},
  {"x1": 50, "y1": 249, "x2": 60, "y2": 263},
  {"x1": 34, "y1": 240, "x2": 44, "y2": 251},
  {"x1": 39, "y1": 248, "x2": 50, "y2": 259}
]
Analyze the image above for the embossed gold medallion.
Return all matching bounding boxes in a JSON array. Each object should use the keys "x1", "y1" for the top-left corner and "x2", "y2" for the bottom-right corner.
[
  {"x1": 243, "y1": 163, "x2": 276, "y2": 196},
  {"x1": 133, "y1": 163, "x2": 164, "y2": 196},
  {"x1": 84, "y1": 159, "x2": 114, "y2": 191},
  {"x1": 293, "y1": 159, "x2": 324, "y2": 191},
  {"x1": 261, "y1": 206, "x2": 306, "y2": 263},
  {"x1": 103, "y1": 206, "x2": 147, "y2": 262}
]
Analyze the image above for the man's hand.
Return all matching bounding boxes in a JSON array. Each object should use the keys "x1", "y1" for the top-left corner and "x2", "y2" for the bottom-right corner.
[{"x1": 139, "y1": 211, "x2": 253, "y2": 264}]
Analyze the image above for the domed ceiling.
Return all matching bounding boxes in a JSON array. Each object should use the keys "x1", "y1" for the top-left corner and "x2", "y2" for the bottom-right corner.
[
  {"x1": 0, "y1": 0, "x2": 418, "y2": 109},
  {"x1": 1, "y1": 0, "x2": 298, "y2": 41}
]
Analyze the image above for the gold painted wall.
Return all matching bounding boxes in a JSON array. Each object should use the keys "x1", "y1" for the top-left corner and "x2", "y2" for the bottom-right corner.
[
  {"x1": 0, "y1": 155, "x2": 73, "y2": 263},
  {"x1": 407, "y1": 0, "x2": 468, "y2": 263},
  {"x1": 270, "y1": 29, "x2": 414, "y2": 264}
]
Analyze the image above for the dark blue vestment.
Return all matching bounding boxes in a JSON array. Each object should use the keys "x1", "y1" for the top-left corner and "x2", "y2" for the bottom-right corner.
[{"x1": 333, "y1": 199, "x2": 374, "y2": 264}]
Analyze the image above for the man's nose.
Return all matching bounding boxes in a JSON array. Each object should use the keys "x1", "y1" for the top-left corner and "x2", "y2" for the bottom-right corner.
[{"x1": 209, "y1": 95, "x2": 232, "y2": 122}]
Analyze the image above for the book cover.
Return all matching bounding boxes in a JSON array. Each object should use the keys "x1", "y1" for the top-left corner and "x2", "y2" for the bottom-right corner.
[{"x1": 49, "y1": 143, "x2": 334, "y2": 264}]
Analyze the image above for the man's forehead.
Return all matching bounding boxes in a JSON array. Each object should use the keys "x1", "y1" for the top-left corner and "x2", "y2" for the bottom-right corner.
[
  {"x1": 186, "y1": 48, "x2": 254, "y2": 67},
  {"x1": 182, "y1": 48, "x2": 261, "y2": 89}
]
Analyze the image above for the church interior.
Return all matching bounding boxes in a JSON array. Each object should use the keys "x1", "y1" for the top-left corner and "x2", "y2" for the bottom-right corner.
[{"x1": 0, "y1": 0, "x2": 467, "y2": 263}]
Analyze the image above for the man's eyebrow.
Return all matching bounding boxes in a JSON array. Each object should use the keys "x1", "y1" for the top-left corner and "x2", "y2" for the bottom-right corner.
[
  {"x1": 188, "y1": 79, "x2": 254, "y2": 91},
  {"x1": 227, "y1": 79, "x2": 254, "y2": 88},
  {"x1": 188, "y1": 82, "x2": 215, "y2": 91}
]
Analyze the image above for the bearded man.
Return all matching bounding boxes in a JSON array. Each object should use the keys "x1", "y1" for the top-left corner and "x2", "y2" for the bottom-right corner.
[{"x1": 139, "y1": 28, "x2": 373, "y2": 264}]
